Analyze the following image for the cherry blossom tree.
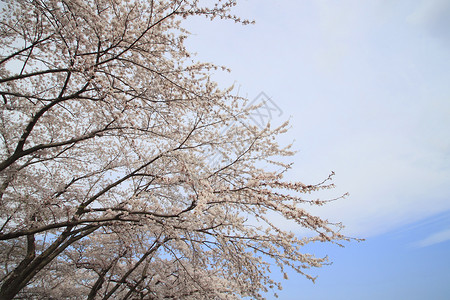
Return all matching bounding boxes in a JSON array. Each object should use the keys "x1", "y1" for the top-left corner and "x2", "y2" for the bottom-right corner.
[{"x1": 0, "y1": 0, "x2": 350, "y2": 299}]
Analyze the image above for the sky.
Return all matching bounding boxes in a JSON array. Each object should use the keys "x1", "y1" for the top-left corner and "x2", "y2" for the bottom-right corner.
[{"x1": 183, "y1": 0, "x2": 450, "y2": 299}]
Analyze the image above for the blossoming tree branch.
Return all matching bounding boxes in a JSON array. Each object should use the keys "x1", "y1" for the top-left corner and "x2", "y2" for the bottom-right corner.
[{"x1": 0, "y1": 0, "x2": 351, "y2": 299}]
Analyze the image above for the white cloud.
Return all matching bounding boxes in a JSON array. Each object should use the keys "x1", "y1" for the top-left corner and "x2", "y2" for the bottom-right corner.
[
  {"x1": 407, "y1": 0, "x2": 450, "y2": 43},
  {"x1": 414, "y1": 228, "x2": 450, "y2": 247},
  {"x1": 184, "y1": 0, "x2": 450, "y2": 238}
]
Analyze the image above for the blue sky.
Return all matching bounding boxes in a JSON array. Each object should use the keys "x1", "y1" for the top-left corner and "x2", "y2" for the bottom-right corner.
[{"x1": 183, "y1": 0, "x2": 450, "y2": 299}]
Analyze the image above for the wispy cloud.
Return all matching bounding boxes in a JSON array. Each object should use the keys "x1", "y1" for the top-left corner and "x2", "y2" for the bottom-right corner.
[
  {"x1": 407, "y1": 0, "x2": 450, "y2": 43},
  {"x1": 184, "y1": 0, "x2": 450, "y2": 238},
  {"x1": 414, "y1": 228, "x2": 450, "y2": 247}
]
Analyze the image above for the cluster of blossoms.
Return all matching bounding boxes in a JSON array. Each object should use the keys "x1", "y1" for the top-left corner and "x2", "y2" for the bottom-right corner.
[{"x1": 0, "y1": 0, "x2": 351, "y2": 299}]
